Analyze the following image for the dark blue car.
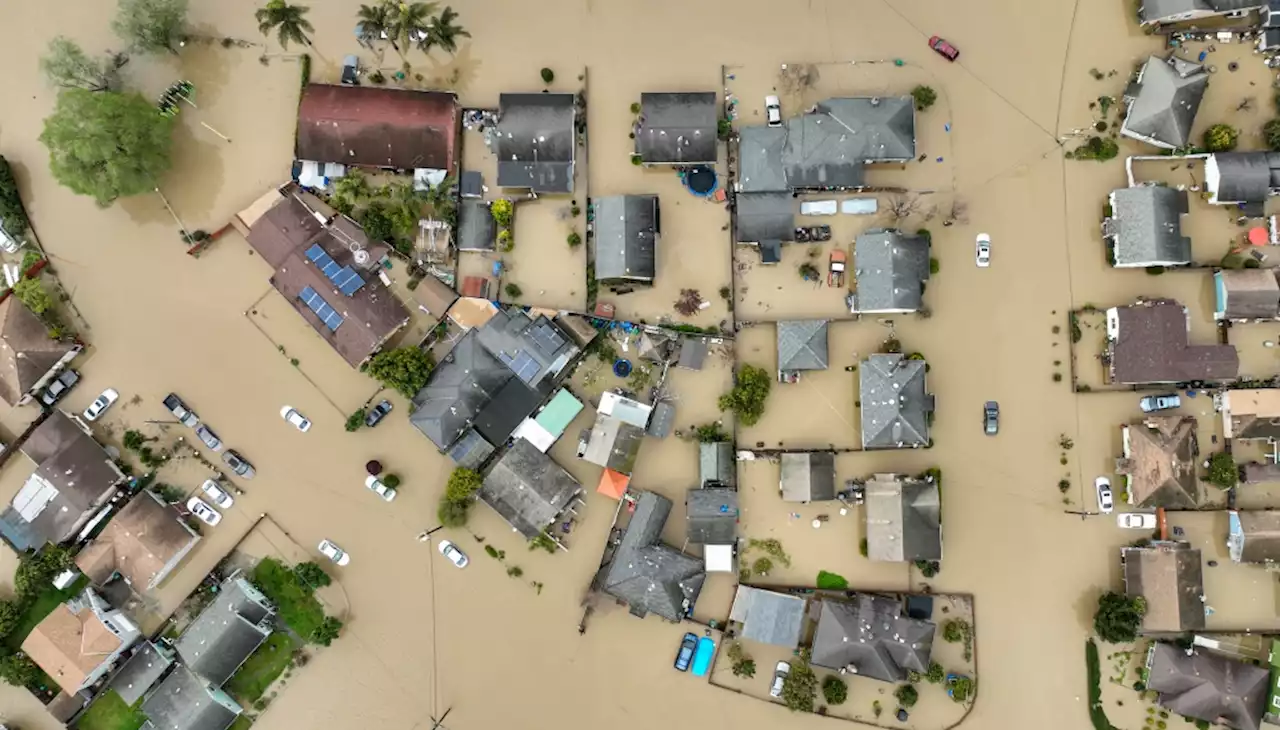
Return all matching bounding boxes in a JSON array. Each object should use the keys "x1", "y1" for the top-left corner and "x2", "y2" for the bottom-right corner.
[{"x1": 673, "y1": 632, "x2": 698, "y2": 671}]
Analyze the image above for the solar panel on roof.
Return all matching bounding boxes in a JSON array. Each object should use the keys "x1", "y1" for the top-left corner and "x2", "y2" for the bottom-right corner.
[
  {"x1": 529, "y1": 321, "x2": 565, "y2": 354},
  {"x1": 305, "y1": 244, "x2": 366, "y2": 296},
  {"x1": 305, "y1": 243, "x2": 327, "y2": 263},
  {"x1": 298, "y1": 286, "x2": 344, "y2": 332},
  {"x1": 335, "y1": 266, "x2": 366, "y2": 296},
  {"x1": 510, "y1": 352, "x2": 540, "y2": 383}
]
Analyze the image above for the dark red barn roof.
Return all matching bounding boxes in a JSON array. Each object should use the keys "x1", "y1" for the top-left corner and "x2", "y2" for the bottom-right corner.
[{"x1": 296, "y1": 84, "x2": 459, "y2": 170}]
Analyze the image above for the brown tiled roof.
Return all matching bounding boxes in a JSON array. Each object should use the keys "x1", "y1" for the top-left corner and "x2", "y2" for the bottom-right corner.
[
  {"x1": 1111, "y1": 300, "x2": 1237, "y2": 384},
  {"x1": 244, "y1": 189, "x2": 325, "y2": 269},
  {"x1": 75, "y1": 491, "x2": 200, "y2": 590},
  {"x1": 0, "y1": 297, "x2": 77, "y2": 406},
  {"x1": 415, "y1": 275, "x2": 458, "y2": 320},
  {"x1": 22, "y1": 602, "x2": 122, "y2": 693},
  {"x1": 1116, "y1": 416, "x2": 1200, "y2": 508},
  {"x1": 296, "y1": 84, "x2": 459, "y2": 170}
]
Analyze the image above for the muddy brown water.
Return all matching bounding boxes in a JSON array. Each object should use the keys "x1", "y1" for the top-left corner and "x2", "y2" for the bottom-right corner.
[{"x1": 2, "y1": 0, "x2": 1278, "y2": 728}]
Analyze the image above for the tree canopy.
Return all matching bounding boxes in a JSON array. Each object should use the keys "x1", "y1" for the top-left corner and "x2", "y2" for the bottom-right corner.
[
  {"x1": 1203, "y1": 123, "x2": 1239, "y2": 153},
  {"x1": 821, "y1": 675, "x2": 848, "y2": 705},
  {"x1": 112, "y1": 0, "x2": 188, "y2": 55},
  {"x1": 1207, "y1": 451, "x2": 1239, "y2": 490},
  {"x1": 14, "y1": 545, "x2": 73, "y2": 598},
  {"x1": 13, "y1": 279, "x2": 52, "y2": 316},
  {"x1": 39, "y1": 37, "x2": 125, "y2": 92},
  {"x1": 0, "y1": 157, "x2": 31, "y2": 239},
  {"x1": 293, "y1": 561, "x2": 332, "y2": 589},
  {"x1": 437, "y1": 467, "x2": 482, "y2": 527},
  {"x1": 779, "y1": 655, "x2": 817, "y2": 712},
  {"x1": 911, "y1": 85, "x2": 937, "y2": 111},
  {"x1": 40, "y1": 89, "x2": 175, "y2": 207},
  {"x1": 1093, "y1": 591, "x2": 1146, "y2": 644},
  {"x1": 256, "y1": 0, "x2": 315, "y2": 50},
  {"x1": 718, "y1": 364, "x2": 771, "y2": 426},
  {"x1": 366, "y1": 346, "x2": 434, "y2": 397}
]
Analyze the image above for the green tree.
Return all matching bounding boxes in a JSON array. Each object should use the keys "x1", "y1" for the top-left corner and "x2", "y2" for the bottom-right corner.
[
  {"x1": 942, "y1": 619, "x2": 970, "y2": 643},
  {"x1": 421, "y1": 6, "x2": 469, "y2": 54},
  {"x1": 1264, "y1": 119, "x2": 1280, "y2": 152},
  {"x1": 334, "y1": 169, "x2": 372, "y2": 207},
  {"x1": 1207, "y1": 451, "x2": 1239, "y2": 489},
  {"x1": 490, "y1": 198, "x2": 514, "y2": 228},
  {"x1": 1093, "y1": 591, "x2": 1146, "y2": 643},
  {"x1": 14, "y1": 546, "x2": 74, "y2": 598},
  {"x1": 437, "y1": 498, "x2": 469, "y2": 527},
  {"x1": 732, "y1": 658, "x2": 756, "y2": 678},
  {"x1": 39, "y1": 37, "x2": 124, "y2": 92},
  {"x1": 949, "y1": 675, "x2": 973, "y2": 703},
  {"x1": 40, "y1": 89, "x2": 174, "y2": 206},
  {"x1": 0, "y1": 653, "x2": 39, "y2": 687},
  {"x1": 383, "y1": 474, "x2": 401, "y2": 488},
  {"x1": 0, "y1": 599, "x2": 22, "y2": 638},
  {"x1": 540, "y1": 68, "x2": 554, "y2": 84},
  {"x1": 925, "y1": 661, "x2": 945, "y2": 684},
  {"x1": 309, "y1": 615, "x2": 343, "y2": 646},
  {"x1": 293, "y1": 561, "x2": 332, "y2": 589},
  {"x1": 359, "y1": 201, "x2": 395, "y2": 242},
  {"x1": 112, "y1": 0, "x2": 188, "y2": 55},
  {"x1": 780, "y1": 655, "x2": 818, "y2": 712},
  {"x1": 0, "y1": 157, "x2": 31, "y2": 239},
  {"x1": 1203, "y1": 123, "x2": 1239, "y2": 153},
  {"x1": 894, "y1": 683, "x2": 918, "y2": 708},
  {"x1": 446, "y1": 467, "x2": 482, "y2": 502},
  {"x1": 382, "y1": 180, "x2": 427, "y2": 240},
  {"x1": 718, "y1": 364, "x2": 772, "y2": 426},
  {"x1": 367, "y1": 346, "x2": 434, "y2": 397},
  {"x1": 256, "y1": 0, "x2": 315, "y2": 50},
  {"x1": 389, "y1": 1, "x2": 437, "y2": 55},
  {"x1": 821, "y1": 675, "x2": 848, "y2": 705},
  {"x1": 355, "y1": 2, "x2": 393, "y2": 47},
  {"x1": 13, "y1": 279, "x2": 52, "y2": 316},
  {"x1": 911, "y1": 85, "x2": 937, "y2": 111}
]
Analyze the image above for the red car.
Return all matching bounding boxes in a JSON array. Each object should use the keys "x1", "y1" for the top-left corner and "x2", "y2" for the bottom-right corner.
[{"x1": 929, "y1": 35, "x2": 959, "y2": 61}]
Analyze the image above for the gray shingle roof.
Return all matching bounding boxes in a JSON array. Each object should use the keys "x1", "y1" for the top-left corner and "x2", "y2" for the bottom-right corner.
[
  {"x1": 1107, "y1": 187, "x2": 1191, "y2": 266},
  {"x1": 600, "y1": 491, "x2": 705, "y2": 621},
  {"x1": 816, "y1": 98, "x2": 916, "y2": 161},
  {"x1": 475, "y1": 308, "x2": 577, "y2": 389},
  {"x1": 699, "y1": 442, "x2": 735, "y2": 487},
  {"x1": 175, "y1": 576, "x2": 273, "y2": 686},
  {"x1": 445, "y1": 428, "x2": 495, "y2": 470},
  {"x1": 810, "y1": 595, "x2": 935, "y2": 683},
  {"x1": 737, "y1": 126, "x2": 789, "y2": 193},
  {"x1": 853, "y1": 229, "x2": 930, "y2": 312},
  {"x1": 1122, "y1": 544, "x2": 1205, "y2": 632},
  {"x1": 141, "y1": 664, "x2": 241, "y2": 730},
  {"x1": 1208, "y1": 152, "x2": 1279, "y2": 204},
  {"x1": 859, "y1": 354, "x2": 932, "y2": 449},
  {"x1": 1148, "y1": 643, "x2": 1268, "y2": 730},
  {"x1": 1216, "y1": 269, "x2": 1280, "y2": 321},
  {"x1": 777, "y1": 320, "x2": 829, "y2": 371},
  {"x1": 1231, "y1": 511, "x2": 1280, "y2": 564},
  {"x1": 735, "y1": 192, "x2": 794, "y2": 243},
  {"x1": 1140, "y1": 0, "x2": 1263, "y2": 24},
  {"x1": 457, "y1": 199, "x2": 496, "y2": 251},
  {"x1": 496, "y1": 93, "x2": 576, "y2": 193},
  {"x1": 686, "y1": 487, "x2": 738, "y2": 545},
  {"x1": 480, "y1": 438, "x2": 582, "y2": 539},
  {"x1": 581, "y1": 414, "x2": 646, "y2": 474},
  {"x1": 636, "y1": 92, "x2": 718, "y2": 164},
  {"x1": 593, "y1": 195, "x2": 658, "y2": 283},
  {"x1": 865, "y1": 474, "x2": 942, "y2": 562},
  {"x1": 780, "y1": 452, "x2": 836, "y2": 502},
  {"x1": 110, "y1": 641, "x2": 173, "y2": 706},
  {"x1": 410, "y1": 332, "x2": 514, "y2": 450},
  {"x1": 728, "y1": 586, "x2": 806, "y2": 649},
  {"x1": 1121, "y1": 56, "x2": 1208, "y2": 149},
  {"x1": 677, "y1": 336, "x2": 709, "y2": 370}
]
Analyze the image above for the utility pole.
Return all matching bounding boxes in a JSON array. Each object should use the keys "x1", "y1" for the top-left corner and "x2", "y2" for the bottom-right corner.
[
  {"x1": 428, "y1": 708, "x2": 451, "y2": 729},
  {"x1": 417, "y1": 525, "x2": 445, "y2": 541}
]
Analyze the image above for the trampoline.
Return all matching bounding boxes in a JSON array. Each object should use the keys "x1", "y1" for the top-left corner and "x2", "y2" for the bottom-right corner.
[{"x1": 682, "y1": 166, "x2": 718, "y2": 197}]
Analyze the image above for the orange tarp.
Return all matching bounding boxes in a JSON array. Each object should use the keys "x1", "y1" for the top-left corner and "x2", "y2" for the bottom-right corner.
[{"x1": 597, "y1": 469, "x2": 630, "y2": 500}]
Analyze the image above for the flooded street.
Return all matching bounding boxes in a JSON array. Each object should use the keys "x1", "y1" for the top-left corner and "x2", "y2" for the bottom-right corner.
[{"x1": 0, "y1": 0, "x2": 1272, "y2": 729}]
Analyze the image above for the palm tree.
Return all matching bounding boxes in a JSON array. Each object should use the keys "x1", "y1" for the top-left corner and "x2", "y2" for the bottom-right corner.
[
  {"x1": 355, "y1": 2, "x2": 392, "y2": 49},
  {"x1": 334, "y1": 170, "x2": 372, "y2": 206},
  {"x1": 422, "y1": 174, "x2": 457, "y2": 222},
  {"x1": 422, "y1": 6, "x2": 469, "y2": 55},
  {"x1": 255, "y1": 0, "x2": 315, "y2": 50},
  {"x1": 388, "y1": 1, "x2": 436, "y2": 55}
]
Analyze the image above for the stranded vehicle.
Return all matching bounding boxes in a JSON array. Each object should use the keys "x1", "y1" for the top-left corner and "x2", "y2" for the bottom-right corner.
[{"x1": 829, "y1": 250, "x2": 847, "y2": 288}]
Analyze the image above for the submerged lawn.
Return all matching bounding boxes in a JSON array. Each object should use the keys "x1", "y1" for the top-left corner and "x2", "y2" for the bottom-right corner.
[
  {"x1": 250, "y1": 558, "x2": 324, "y2": 639},
  {"x1": 225, "y1": 631, "x2": 296, "y2": 703},
  {"x1": 73, "y1": 689, "x2": 146, "y2": 730}
]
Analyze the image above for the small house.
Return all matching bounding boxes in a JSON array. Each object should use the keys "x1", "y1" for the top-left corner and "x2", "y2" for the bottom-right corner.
[
  {"x1": 1106, "y1": 300, "x2": 1237, "y2": 384},
  {"x1": 777, "y1": 320, "x2": 829, "y2": 377},
  {"x1": 1214, "y1": 269, "x2": 1280, "y2": 321},
  {"x1": 858, "y1": 353, "x2": 934, "y2": 449},
  {"x1": 496, "y1": 93, "x2": 576, "y2": 193},
  {"x1": 780, "y1": 452, "x2": 836, "y2": 502},
  {"x1": 851, "y1": 229, "x2": 931, "y2": 313},
  {"x1": 480, "y1": 437, "x2": 583, "y2": 540},
  {"x1": 593, "y1": 195, "x2": 659, "y2": 286},
  {"x1": 23, "y1": 587, "x2": 140, "y2": 695},
  {"x1": 635, "y1": 92, "x2": 718, "y2": 165}
]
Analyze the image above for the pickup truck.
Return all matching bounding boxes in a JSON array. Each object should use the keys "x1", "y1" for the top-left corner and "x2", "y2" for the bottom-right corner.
[
  {"x1": 829, "y1": 250, "x2": 847, "y2": 288},
  {"x1": 163, "y1": 393, "x2": 200, "y2": 427},
  {"x1": 39, "y1": 370, "x2": 80, "y2": 408}
]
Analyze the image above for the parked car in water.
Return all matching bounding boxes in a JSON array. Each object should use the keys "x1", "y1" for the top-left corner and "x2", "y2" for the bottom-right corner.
[
  {"x1": 1139, "y1": 393, "x2": 1181, "y2": 413},
  {"x1": 1096, "y1": 477, "x2": 1115, "y2": 514},
  {"x1": 223, "y1": 450, "x2": 255, "y2": 479},
  {"x1": 365, "y1": 475, "x2": 397, "y2": 502},
  {"x1": 364, "y1": 400, "x2": 393, "y2": 428},
  {"x1": 438, "y1": 539, "x2": 469, "y2": 568},
  {"x1": 983, "y1": 401, "x2": 999, "y2": 435},
  {"x1": 195, "y1": 424, "x2": 223, "y2": 452},
  {"x1": 39, "y1": 370, "x2": 79, "y2": 407},
  {"x1": 280, "y1": 406, "x2": 312, "y2": 432},
  {"x1": 929, "y1": 35, "x2": 960, "y2": 61},
  {"x1": 771, "y1": 662, "x2": 791, "y2": 698},
  {"x1": 765, "y1": 95, "x2": 782, "y2": 127},
  {"x1": 200, "y1": 479, "x2": 234, "y2": 509},
  {"x1": 162, "y1": 393, "x2": 200, "y2": 427},
  {"x1": 976, "y1": 233, "x2": 991, "y2": 268},
  {"x1": 673, "y1": 632, "x2": 698, "y2": 672},
  {"x1": 319, "y1": 539, "x2": 350, "y2": 566},
  {"x1": 186, "y1": 497, "x2": 221, "y2": 526},
  {"x1": 83, "y1": 388, "x2": 119, "y2": 422},
  {"x1": 1117, "y1": 512, "x2": 1157, "y2": 529}
]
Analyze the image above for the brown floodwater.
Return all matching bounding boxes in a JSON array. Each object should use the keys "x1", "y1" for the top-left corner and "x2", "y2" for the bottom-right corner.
[{"x1": 2, "y1": 0, "x2": 1276, "y2": 728}]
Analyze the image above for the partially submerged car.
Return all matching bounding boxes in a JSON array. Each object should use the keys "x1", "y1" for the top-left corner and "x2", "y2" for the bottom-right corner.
[
  {"x1": 39, "y1": 369, "x2": 79, "y2": 408},
  {"x1": 223, "y1": 450, "x2": 255, "y2": 479},
  {"x1": 976, "y1": 233, "x2": 991, "y2": 268},
  {"x1": 1117, "y1": 512, "x2": 1157, "y2": 529},
  {"x1": 195, "y1": 424, "x2": 223, "y2": 452},
  {"x1": 186, "y1": 497, "x2": 221, "y2": 526},
  {"x1": 162, "y1": 393, "x2": 200, "y2": 427},
  {"x1": 983, "y1": 401, "x2": 999, "y2": 436},
  {"x1": 83, "y1": 388, "x2": 119, "y2": 422},
  {"x1": 200, "y1": 479, "x2": 234, "y2": 509},
  {"x1": 280, "y1": 406, "x2": 312, "y2": 432},
  {"x1": 319, "y1": 539, "x2": 350, "y2": 566},
  {"x1": 1139, "y1": 394, "x2": 1181, "y2": 413},
  {"x1": 364, "y1": 400, "x2": 393, "y2": 428},
  {"x1": 365, "y1": 475, "x2": 397, "y2": 502},
  {"x1": 770, "y1": 662, "x2": 790, "y2": 698},
  {"x1": 438, "y1": 539, "x2": 468, "y2": 568},
  {"x1": 929, "y1": 35, "x2": 960, "y2": 61},
  {"x1": 1096, "y1": 477, "x2": 1114, "y2": 514},
  {"x1": 673, "y1": 632, "x2": 698, "y2": 672}
]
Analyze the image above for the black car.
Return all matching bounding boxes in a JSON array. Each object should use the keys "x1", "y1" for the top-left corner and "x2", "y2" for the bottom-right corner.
[
  {"x1": 39, "y1": 370, "x2": 80, "y2": 407},
  {"x1": 365, "y1": 400, "x2": 393, "y2": 427},
  {"x1": 983, "y1": 401, "x2": 999, "y2": 436}
]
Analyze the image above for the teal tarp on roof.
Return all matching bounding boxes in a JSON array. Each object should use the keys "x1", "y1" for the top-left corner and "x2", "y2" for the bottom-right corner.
[{"x1": 535, "y1": 389, "x2": 583, "y2": 439}]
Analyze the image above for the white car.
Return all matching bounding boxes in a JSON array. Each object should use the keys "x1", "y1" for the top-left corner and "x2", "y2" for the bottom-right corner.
[
  {"x1": 438, "y1": 539, "x2": 469, "y2": 568},
  {"x1": 365, "y1": 475, "x2": 397, "y2": 502},
  {"x1": 770, "y1": 661, "x2": 790, "y2": 698},
  {"x1": 1118, "y1": 512, "x2": 1157, "y2": 529},
  {"x1": 765, "y1": 95, "x2": 782, "y2": 127},
  {"x1": 1095, "y1": 477, "x2": 1114, "y2": 514},
  {"x1": 975, "y1": 233, "x2": 991, "y2": 268},
  {"x1": 186, "y1": 497, "x2": 221, "y2": 526},
  {"x1": 200, "y1": 479, "x2": 234, "y2": 509},
  {"x1": 83, "y1": 388, "x2": 119, "y2": 422},
  {"x1": 319, "y1": 539, "x2": 350, "y2": 566},
  {"x1": 280, "y1": 406, "x2": 311, "y2": 432}
]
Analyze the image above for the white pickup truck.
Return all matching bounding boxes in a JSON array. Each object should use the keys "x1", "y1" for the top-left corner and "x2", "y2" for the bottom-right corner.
[{"x1": 163, "y1": 393, "x2": 200, "y2": 428}]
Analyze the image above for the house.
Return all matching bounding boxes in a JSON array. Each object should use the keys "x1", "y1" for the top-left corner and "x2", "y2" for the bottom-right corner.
[
  {"x1": 1215, "y1": 270, "x2": 1280, "y2": 321},
  {"x1": 1107, "y1": 300, "x2": 1238, "y2": 384},
  {"x1": 810, "y1": 594, "x2": 935, "y2": 682},
  {"x1": 864, "y1": 473, "x2": 942, "y2": 562},
  {"x1": 108, "y1": 641, "x2": 174, "y2": 706},
  {"x1": 593, "y1": 195, "x2": 659, "y2": 286},
  {"x1": 496, "y1": 93, "x2": 576, "y2": 193},
  {"x1": 1120, "y1": 56, "x2": 1209, "y2": 150},
  {"x1": 728, "y1": 586, "x2": 807, "y2": 649},
  {"x1": 1117, "y1": 416, "x2": 1200, "y2": 508},
  {"x1": 699, "y1": 441, "x2": 735, "y2": 487},
  {"x1": 75, "y1": 490, "x2": 201, "y2": 592},
  {"x1": 1138, "y1": 0, "x2": 1265, "y2": 28},
  {"x1": 1146, "y1": 643, "x2": 1268, "y2": 730},
  {"x1": 0, "y1": 410, "x2": 125, "y2": 551},
  {"x1": 677, "y1": 336, "x2": 710, "y2": 370},
  {"x1": 411, "y1": 308, "x2": 581, "y2": 455},
  {"x1": 687, "y1": 487, "x2": 738, "y2": 572},
  {"x1": 140, "y1": 663, "x2": 243, "y2": 730},
  {"x1": 734, "y1": 192, "x2": 794, "y2": 247},
  {"x1": 240, "y1": 184, "x2": 410, "y2": 367},
  {"x1": 851, "y1": 229, "x2": 931, "y2": 313},
  {"x1": 1205, "y1": 152, "x2": 1280, "y2": 207},
  {"x1": 780, "y1": 452, "x2": 836, "y2": 502},
  {"x1": 1121, "y1": 543, "x2": 1205, "y2": 632},
  {"x1": 1222, "y1": 389, "x2": 1280, "y2": 441},
  {"x1": 597, "y1": 491, "x2": 705, "y2": 621},
  {"x1": 581, "y1": 391, "x2": 652, "y2": 474},
  {"x1": 511, "y1": 388, "x2": 584, "y2": 453},
  {"x1": 859, "y1": 353, "x2": 934, "y2": 449},
  {"x1": 0, "y1": 295, "x2": 81, "y2": 406},
  {"x1": 175, "y1": 573, "x2": 275, "y2": 686},
  {"x1": 457, "y1": 199, "x2": 497, "y2": 252},
  {"x1": 1228, "y1": 511, "x2": 1280, "y2": 563},
  {"x1": 635, "y1": 92, "x2": 718, "y2": 165},
  {"x1": 414, "y1": 275, "x2": 458, "y2": 321},
  {"x1": 22, "y1": 587, "x2": 140, "y2": 694},
  {"x1": 737, "y1": 126, "x2": 789, "y2": 193},
  {"x1": 295, "y1": 84, "x2": 458, "y2": 172},
  {"x1": 479, "y1": 437, "x2": 583, "y2": 540},
  {"x1": 777, "y1": 320, "x2": 829, "y2": 374},
  {"x1": 1104, "y1": 187, "x2": 1191, "y2": 268}
]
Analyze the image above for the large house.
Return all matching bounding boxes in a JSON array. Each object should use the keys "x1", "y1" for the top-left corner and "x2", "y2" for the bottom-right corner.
[
  {"x1": 295, "y1": 84, "x2": 459, "y2": 174},
  {"x1": 23, "y1": 588, "x2": 140, "y2": 695},
  {"x1": 810, "y1": 594, "x2": 935, "y2": 682},
  {"x1": 0, "y1": 295, "x2": 81, "y2": 406},
  {"x1": 593, "y1": 195, "x2": 659, "y2": 287},
  {"x1": 174, "y1": 573, "x2": 275, "y2": 686},
  {"x1": 1117, "y1": 415, "x2": 1201, "y2": 508},
  {"x1": 479, "y1": 437, "x2": 583, "y2": 540},
  {"x1": 1106, "y1": 300, "x2": 1238, "y2": 384},
  {"x1": 75, "y1": 490, "x2": 201, "y2": 592},
  {"x1": 1146, "y1": 643, "x2": 1268, "y2": 730},
  {"x1": 237, "y1": 184, "x2": 410, "y2": 367},
  {"x1": 1121, "y1": 543, "x2": 1205, "y2": 633},
  {"x1": 635, "y1": 92, "x2": 718, "y2": 165},
  {"x1": 851, "y1": 229, "x2": 931, "y2": 313},
  {"x1": 1205, "y1": 151, "x2": 1280, "y2": 208},
  {"x1": 140, "y1": 664, "x2": 244, "y2": 730},
  {"x1": 597, "y1": 491, "x2": 705, "y2": 621},
  {"x1": 1103, "y1": 187, "x2": 1191, "y2": 268},
  {"x1": 864, "y1": 473, "x2": 942, "y2": 563},
  {"x1": 0, "y1": 410, "x2": 126, "y2": 550},
  {"x1": 496, "y1": 93, "x2": 577, "y2": 193},
  {"x1": 858, "y1": 353, "x2": 934, "y2": 449},
  {"x1": 1120, "y1": 56, "x2": 1209, "y2": 150}
]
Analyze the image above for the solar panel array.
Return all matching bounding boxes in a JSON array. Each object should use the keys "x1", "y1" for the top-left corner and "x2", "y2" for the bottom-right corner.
[
  {"x1": 499, "y1": 351, "x2": 541, "y2": 384},
  {"x1": 528, "y1": 319, "x2": 566, "y2": 355},
  {"x1": 299, "y1": 286, "x2": 344, "y2": 331},
  {"x1": 305, "y1": 243, "x2": 367, "y2": 296}
]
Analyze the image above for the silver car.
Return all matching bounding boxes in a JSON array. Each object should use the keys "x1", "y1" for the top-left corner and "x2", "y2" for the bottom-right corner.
[
  {"x1": 195, "y1": 424, "x2": 222, "y2": 452},
  {"x1": 223, "y1": 450, "x2": 255, "y2": 479},
  {"x1": 983, "y1": 401, "x2": 999, "y2": 435}
]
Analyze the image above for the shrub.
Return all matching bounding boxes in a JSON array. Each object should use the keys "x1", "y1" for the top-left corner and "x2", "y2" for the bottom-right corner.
[
  {"x1": 717, "y1": 364, "x2": 771, "y2": 426},
  {"x1": 437, "y1": 499, "x2": 469, "y2": 527},
  {"x1": 497, "y1": 228, "x2": 513, "y2": 250},
  {"x1": 858, "y1": 538, "x2": 868, "y2": 557},
  {"x1": 13, "y1": 279, "x2": 51, "y2": 315},
  {"x1": 491, "y1": 199, "x2": 514, "y2": 228},
  {"x1": 816, "y1": 570, "x2": 848, "y2": 589},
  {"x1": 1203, "y1": 123, "x2": 1239, "y2": 152},
  {"x1": 0, "y1": 157, "x2": 31, "y2": 238},
  {"x1": 310, "y1": 616, "x2": 343, "y2": 646},
  {"x1": 929, "y1": 257, "x2": 940, "y2": 275},
  {"x1": 630, "y1": 102, "x2": 641, "y2": 114},
  {"x1": 540, "y1": 67, "x2": 554, "y2": 84},
  {"x1": 1265, "y1": 118, "x2": 1280, "y2": 152},
  {"x1": 530, "y1": 531, "x2": 557, "y2": 553},
  {"x1": 926, "y1": 661, "x2": 945, "y2": 684},
  {"x1": 1245, "y1": 258, "x2": 1262, "y2": 269},
  {"x1": 446, "y1": 468, "x2": 482, "y2": 502},
  {"x1": 383, "y1": 474, "x2": 401, "y2": 489},
  {"x1": 1053, "y1": 372, "x2": 1063, "y2": 382},
  {"x1": 942, "y1": 619, "x2": 971, "y2": 643},
  {"x1": 822, "y1": 675, "x2": 848, "y2": 705},
  {"x1": 1093, "y1": 591, "x2": 1146, "y2": 643},
  {"x1": 1145, "y1": 265, "x2": 1165, "y2": 275},
  {"x1": 15, "y1": 545, "x2": 73, "y2": 598},
  {"x1": 630, "y1": 154, "x2": 642, "y2": 165},
  {"x1": 567, "y1": 231, "x2": 582, "y2": 247},
  {"x1": 752, "y1": 557, "x2": 773, "y2": 575},
  {"x1": 506, "y1": 565, "x2": 523, "y2": 578},
  {"x1": 368, "y1": 70, "x2": 385, "y2": 84},
  {"x1": 1207, "y1": 452, "x2": 1238, "y2": 489},
  {"x1": 367, "y1": 347, "x2": 435, "y2": 398},
  {"x1": 293, "y1": 562, "x2": 332, "y2": 589},
  {"x1": 694, "y1": 423, "x2": 728, "y2": 442},
  {"x1": 732, "y1": 657, "x2": 756, "y2": 678},
  {"x1": 505, "y1": 282, "x2": 523, "y2": 299},
  {"x1": 894, "y1": 684, "x2": 918, "y2": 708},
  {"x1": 949, "y1": 675, "x2": 974, "y2": 703},
  {"x1": 717, "y1": 118, "x2": 732, "y2": 140},
  {"x1": 780, "y1": 655, "x2": 818, "y2": 712},
  {"x1": 0, "y1": 599, "x2": 21, "y2": 638},
  {"x1": 911, "y1": 85, "x2": 937, "y2": 111},
  {"x1": 345, "y1": 409, "x2": 365, "y2": 432},
  {"x1": 0, "y1": 653, "x2": 39, "y2": 687},
  {"x1": 1071, "y1": 135, "x2": 1119, "y2": 161}
]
